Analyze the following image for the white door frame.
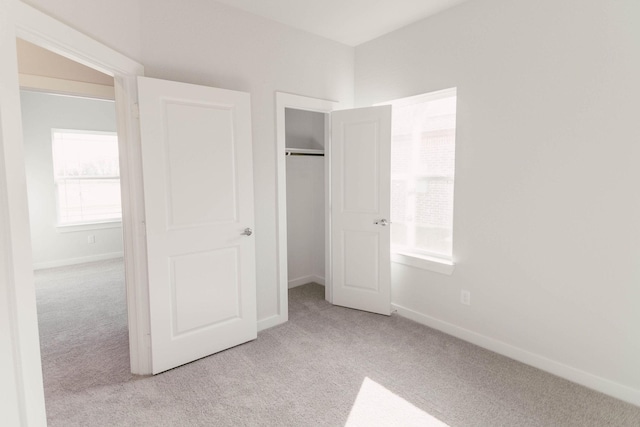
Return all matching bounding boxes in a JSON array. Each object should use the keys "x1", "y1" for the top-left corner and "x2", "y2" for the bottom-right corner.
[
  {"x1": 0, "y1": 1, "x2": 150, "y2": 423},
  {"x1": 272, "y1": 92, "x2": 338, "y2": 330}
]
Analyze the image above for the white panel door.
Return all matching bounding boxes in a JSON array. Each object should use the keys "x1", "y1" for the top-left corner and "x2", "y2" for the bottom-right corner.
[
  {"x1": 137, "y1": 77, "x2": 257, "y2": 374},
  {"x1": 331, "y1": 105, "x2": 392, "y2": 315}
]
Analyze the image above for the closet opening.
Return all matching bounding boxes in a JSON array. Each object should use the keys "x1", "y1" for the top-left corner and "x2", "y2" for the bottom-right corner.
[
  {"x1": 284, "y1": 108, "x2": 327, "y2": 297},
  {"x1": 274, "y1": 92, "x2": 338, "y2": 329}
]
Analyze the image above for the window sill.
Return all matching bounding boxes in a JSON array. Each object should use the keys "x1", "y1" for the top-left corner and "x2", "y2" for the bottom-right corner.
[
  {"x1": 57, "y1": 220, "x2": 122, "y2": 233},
  {"x1": 391, "y1": 252, "x2": 455, "y2": 275}
]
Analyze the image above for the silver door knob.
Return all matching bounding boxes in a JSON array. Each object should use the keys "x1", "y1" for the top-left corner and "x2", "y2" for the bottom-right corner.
[
  {"x1": 374, "y1": 219, "x2": 390, "y2": 226},
  {"x1": 241, "y1": 228, "x2": 253, "y2": 236}
]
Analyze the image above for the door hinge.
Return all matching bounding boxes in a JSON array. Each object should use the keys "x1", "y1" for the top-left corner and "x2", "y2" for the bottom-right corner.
[{"x1": 133, "y1": 103, "x2": 140, "y2": 119}]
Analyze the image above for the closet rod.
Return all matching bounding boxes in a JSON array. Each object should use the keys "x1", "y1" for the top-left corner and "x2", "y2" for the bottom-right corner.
[
  {"x1": 285, "y1": 151, "x2": 324, "y2": 157},
  {"x1": 285, "y1": 148, "x2": 324, "y2": 156}
]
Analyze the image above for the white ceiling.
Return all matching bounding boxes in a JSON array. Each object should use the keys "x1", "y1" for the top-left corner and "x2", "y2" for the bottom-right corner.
[{"x1": 214, "y1": 0, "x2": 471, "y2": 47}]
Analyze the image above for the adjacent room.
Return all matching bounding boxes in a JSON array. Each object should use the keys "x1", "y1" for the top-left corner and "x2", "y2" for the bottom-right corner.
[
  {"x1": 1, "y1": 0, "x2": 639, "y2": 426},
  {"x1": 16, "y1": 39, "x2": 132, "y2": 408}
]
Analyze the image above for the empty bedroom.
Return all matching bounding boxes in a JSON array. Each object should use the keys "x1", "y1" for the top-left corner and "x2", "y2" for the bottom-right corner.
[{"x1": 1, "y1": 0, "x2": 639, "y2": 426}]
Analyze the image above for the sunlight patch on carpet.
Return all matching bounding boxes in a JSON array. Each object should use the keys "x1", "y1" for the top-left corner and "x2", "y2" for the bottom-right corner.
[{"x1": 346, "y1": 377, "x2": 449, "y2": 427}]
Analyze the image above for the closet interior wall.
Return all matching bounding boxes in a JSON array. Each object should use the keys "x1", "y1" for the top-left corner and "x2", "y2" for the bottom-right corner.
[{"x1": 285, "y1": 108, "x2": 326, "y2": 288}]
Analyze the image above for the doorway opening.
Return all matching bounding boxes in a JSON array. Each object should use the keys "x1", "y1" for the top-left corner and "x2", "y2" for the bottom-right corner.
[
  {"x1": 17, "y1": 38, "x2": 133, "y2": 401},
  {"x1": 283, "y1": 107, "x2": 327, "y2": 308},
  {"x1": 275, "y1": 93, "x2": 395, "y2": 325},
  {"x1": 274, "y1": 93, "x2": 338, "y2": 329},
  {"x1": 4, "y1": 4, "x2": 147, "y2": 420}
]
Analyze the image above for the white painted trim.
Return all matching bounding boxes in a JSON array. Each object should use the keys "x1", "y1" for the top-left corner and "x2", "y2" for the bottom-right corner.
[
  {"x1": 1, "y1": 1, "x2": 47, "y2": 424},
  {"x1": 375, "y1": 87, "x2": 457, "y2": 108},
  {"x1": 14, "y1": 3, "x2": 141, "y2": 76},
  {"x1": 288, "y1": 275, "x2": 314, "y2": 289},
  {"x1": 392, "y1": 303, "x2": 640, "y2": 407},
  {"x1": 391, "y1": 252, "x2": 455, "y2": 275},
  {"x1": 33, "y1": 252, "x2": 124, "y2": 270},
  {"x1": 14, "y1": 1, "x2": 150, "y2": 377},
  {"x1": 257, "y1": 314, "x2": 283, "y2": 332},
  {"x1": 275, "y1": 92, "x2": 339, "y2": 328},
  {"x1": 56, "y1": 220, "x2": 122, "y2": 233},
  {"x1": 1, "y1": 2, "x2": 148, "y2": 424},
  {"x1": 323, "y1": 112, "x2": 332, "y2": 304},
  {"x1": 114, "y1": 74, "x2": 151, "y2": 376},
  {"x1": 19, "y1": 73, "x2": 115, "y2": 100},
  {"x1": 287, "y1": 274, "x2": 326, "y2": 289}
]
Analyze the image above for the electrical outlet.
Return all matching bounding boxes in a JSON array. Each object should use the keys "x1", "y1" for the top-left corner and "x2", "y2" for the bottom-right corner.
[
  {"x1": 87, "y1": 235, "x2": 96, "y2": 244},
  {"x1": 460, "y1": 290, "x2": 471, "y2": 306}
]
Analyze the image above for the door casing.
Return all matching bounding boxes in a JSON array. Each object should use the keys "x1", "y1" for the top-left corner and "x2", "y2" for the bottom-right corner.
[
  {"x1": 275, "y1": 95, "x2": 393, "y2": 325},
  {"x1": 274, "y1": 92, "x2": 339, "y2": 330},
  {"x1": 1, "y1": 2, "x2": 150, "y2": 424}
]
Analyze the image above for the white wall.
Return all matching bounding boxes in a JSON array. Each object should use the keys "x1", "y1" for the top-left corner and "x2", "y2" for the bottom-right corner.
[
  {"x1": 140, "y1": 0, "x2": 353, "y2": 322},
  {"x1": 286, "y1": 155, "x2": 325, "y2": 287},
  {"x1": 20, "y1": 0, "x2": 142, "y2": 61},
  {"x1": 355, "y1": 0, "x2": 640, "y2": 403},
  {"x1": 7, "y1": 0, "x2": 640, "y2": 412},
  {"x1": 285, "y1": 108, "x2": 325, "y2": 151},
  {"x1": 17, "y1": 0, "x2": 353, "y2": 324},
  {"x1": 17, "y1": 38, "x2": 114, "y2": 86},
  {"x1": 21, "y1": 91, "x2": 123, "y2": 269},
  {"x1": 286, "y1": 109, "x2": 326, "y2": 287}
]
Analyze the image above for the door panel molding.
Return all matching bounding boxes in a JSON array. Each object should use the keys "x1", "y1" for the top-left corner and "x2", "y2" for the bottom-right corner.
[
  {"x1": 331, "y1": 105, "x2": 392, "y2": 316},
  {"x1": 138, "y1": 77, "x2": 257, "y2": 374}
]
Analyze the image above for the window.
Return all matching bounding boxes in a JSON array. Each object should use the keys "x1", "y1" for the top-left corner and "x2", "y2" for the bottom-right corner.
[
  {"x1": 388, "y1": 88, "x2": 457, "y2": 267},
  {"x1": 52, "y1": 129, "x2": 121, "y2": 226}
]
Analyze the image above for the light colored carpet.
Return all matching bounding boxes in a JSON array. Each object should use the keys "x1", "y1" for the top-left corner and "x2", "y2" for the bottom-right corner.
[{"x1": 35, "y1": 259, "x2": 640, "y2": 426}]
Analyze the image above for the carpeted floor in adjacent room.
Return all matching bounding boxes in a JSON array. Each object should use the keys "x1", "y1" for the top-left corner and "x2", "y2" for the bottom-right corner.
[{"x1": 35, "y1": 259, "x2": 640, "y2": 426}]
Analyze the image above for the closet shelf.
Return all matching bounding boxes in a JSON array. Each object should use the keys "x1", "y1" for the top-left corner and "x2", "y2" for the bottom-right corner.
[{"x1": 285, "y1": 148, "x2": 324, "y2": 156}]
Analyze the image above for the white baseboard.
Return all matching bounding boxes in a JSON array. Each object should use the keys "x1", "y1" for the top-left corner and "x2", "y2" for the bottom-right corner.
[
  {"x1": 261, "y1": 276, "x2": 325, "y2": 332},
  {"x1": 392, "y1": 303, "x2": 640, "y2": 407},
  {"x1": 33, "y1": 252, "x2": 124, "y2": 270},
  {"x1": 288, "y1": 275, "x2": 325, "y2": 289},
  {"x1": 257, "y1": 314, "x2": 286, "y2": 332}
]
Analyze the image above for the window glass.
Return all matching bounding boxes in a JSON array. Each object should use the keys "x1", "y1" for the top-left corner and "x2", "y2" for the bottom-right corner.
[
  {"x1": 389, "y1": 89, "x2": 457, "y2": 260},
  {"x1": 52, "y1": 130, "x2": 121, "y2": 225}
]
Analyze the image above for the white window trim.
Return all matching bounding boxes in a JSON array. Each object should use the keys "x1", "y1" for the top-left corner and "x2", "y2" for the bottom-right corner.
[
  {"x1": 56, "y1": 220, "x2": 122, "y2": 233},
  {"x1": 380, "y1": 87, "x2": 458, "y2": 275},
  {"x1": 376, "y1": 87, "x2": 457, "y2": 108},
  {"x1": 52, "y1": 128, "x2": 122, "y2": 227},
  {"x1": 391, "y1": 251, "x2": 455, "y2": 275}
]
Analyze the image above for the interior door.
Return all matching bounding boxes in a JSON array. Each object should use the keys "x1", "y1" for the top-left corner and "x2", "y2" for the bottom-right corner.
[
  {"x1": 330, "y1": 105, "x2": 392, "y2": 315},
  {"x1": 137, "y1": 77, "x2": 257, "y2": 374}
]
